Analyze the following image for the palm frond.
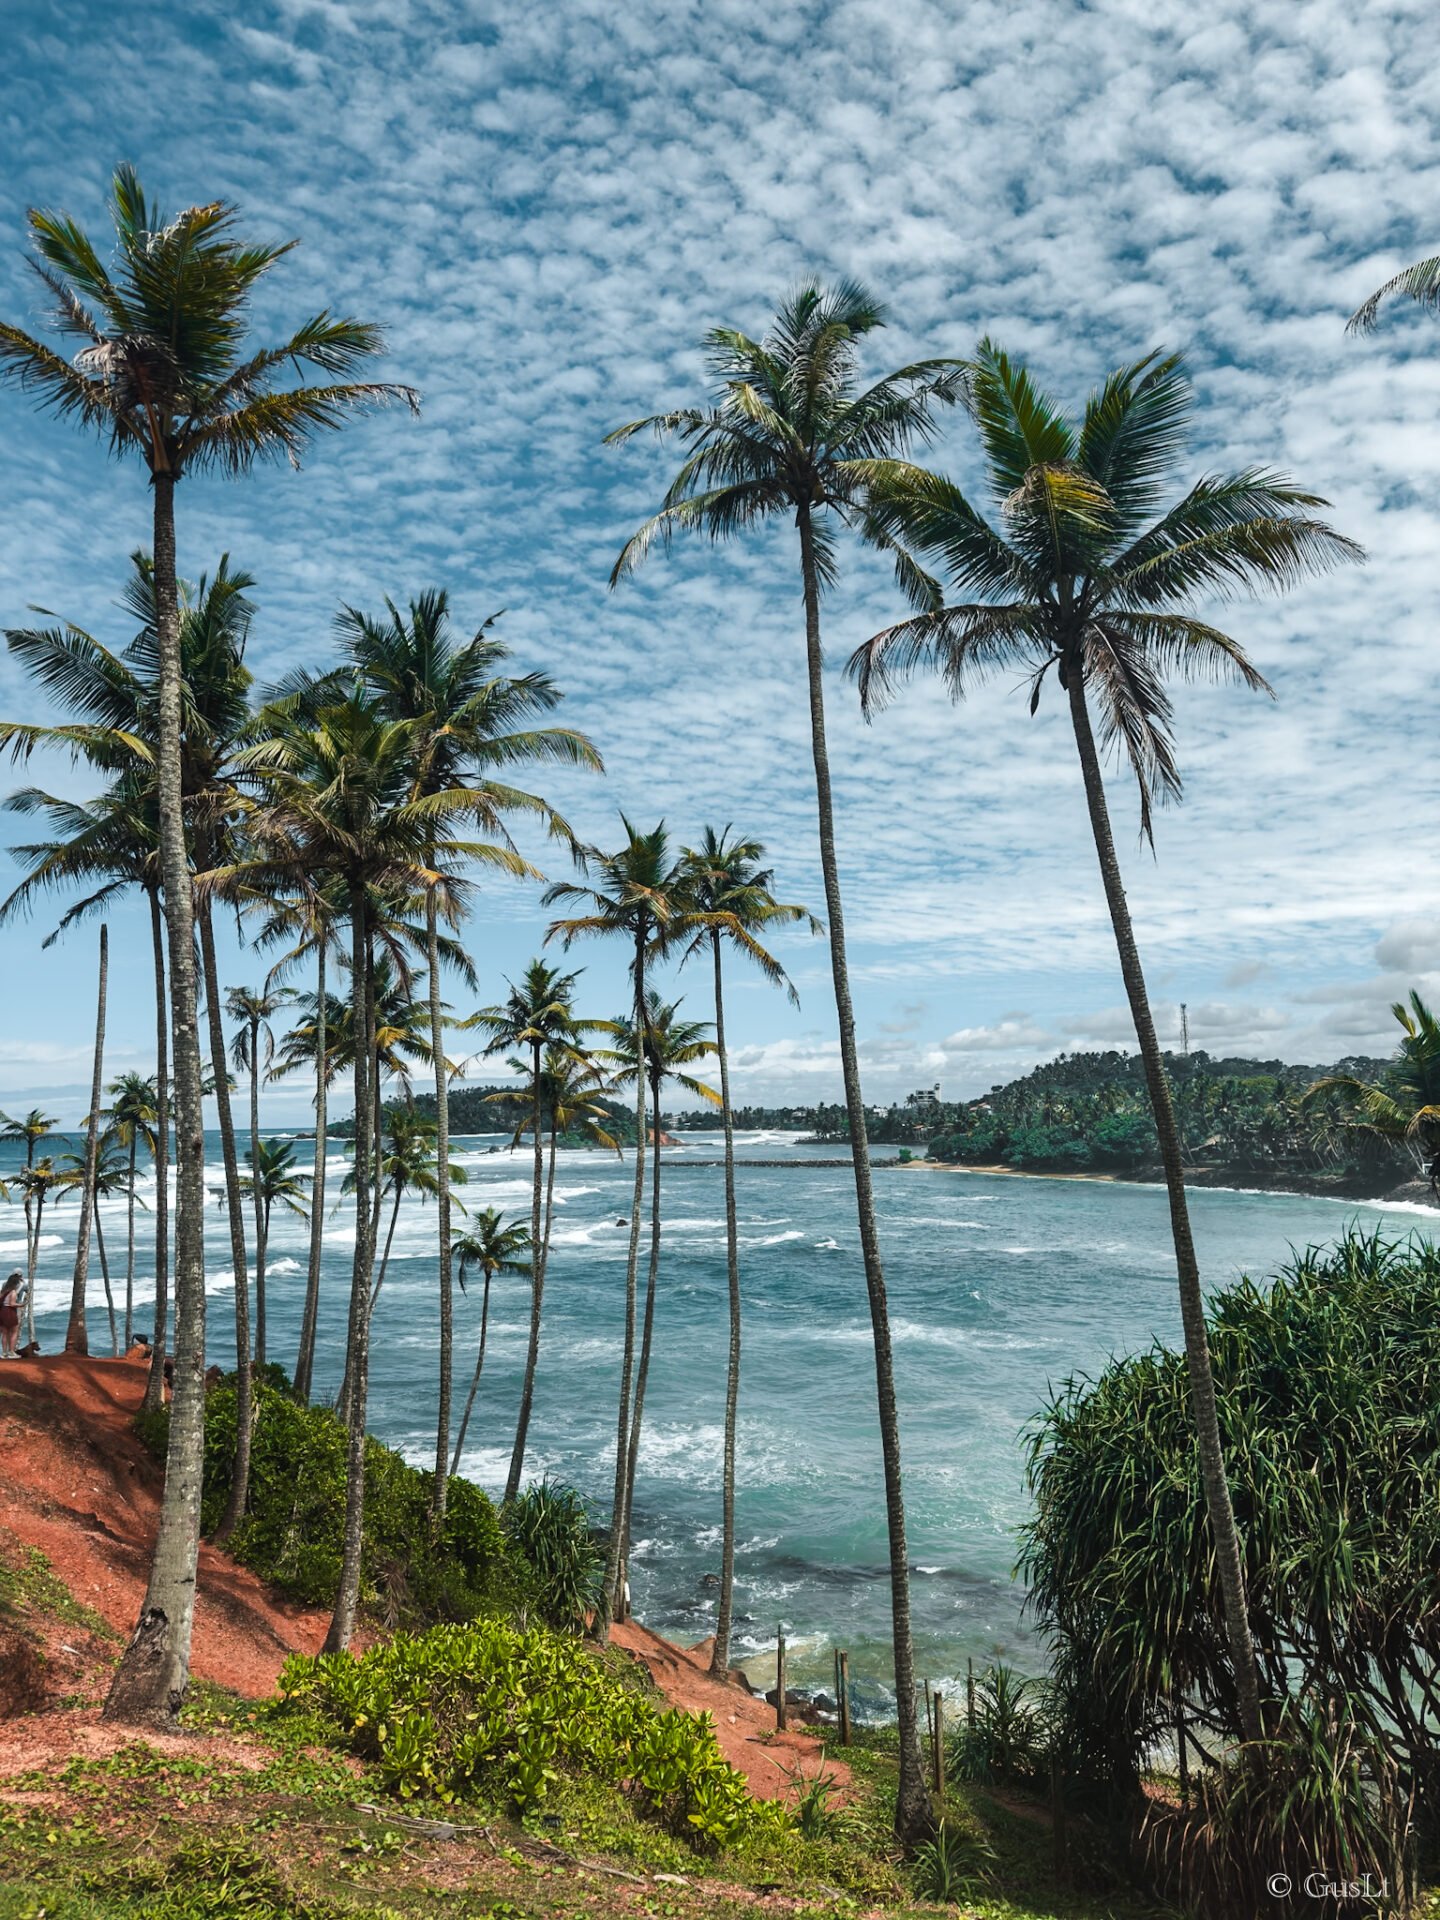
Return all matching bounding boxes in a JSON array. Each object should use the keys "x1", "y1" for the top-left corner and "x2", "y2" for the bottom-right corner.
[{"x1": 1348, "y1": 253, "x2": 1440, "y2": 333}]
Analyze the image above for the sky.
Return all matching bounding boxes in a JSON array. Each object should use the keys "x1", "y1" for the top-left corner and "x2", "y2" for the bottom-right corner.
[{"x1": 0, "y1": 0, "x2": 1437, "y2": 1123}]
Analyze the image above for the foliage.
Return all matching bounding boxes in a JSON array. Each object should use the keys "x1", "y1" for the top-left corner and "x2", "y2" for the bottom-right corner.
[
  {"x1": 136, "y1": 1378, "x2": 510, "y2": 1619},
  {"x1": 501, "y1": 1483, "x2": 603, "y2": 1631},
  {"x1": 1021, "y1": 1230, "x2": 1440, "y2": 1867},
  {"x1": 278, "y1": 1618, "x2": 778, "y2": 1848},
  {"x1": 946, "y1": 1666, "x2": 1054, "y2": 1791},
  {"x1": 1303, "y1": 990, "x2": 1440, "y2": 1172},
  {"x1": 909, "y1": 1816, "x2": 996, "y2": 1903}
]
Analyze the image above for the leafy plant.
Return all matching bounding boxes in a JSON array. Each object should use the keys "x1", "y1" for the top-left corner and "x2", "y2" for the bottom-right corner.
[
  {"x1": 502, "y1": 1482, "x2": 604, "y2": 1630},
  {"x1": 909, "y1": 1817, "x2": 995, "y2": 1902},
  {"x1": 945, "y1": 1665, "x2": 1052, "y2": 1790}
]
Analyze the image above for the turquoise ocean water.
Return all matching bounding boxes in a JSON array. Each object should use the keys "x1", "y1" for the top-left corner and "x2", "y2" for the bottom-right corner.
[{"x1": 12, "y1": 1128, "x2": 1433, "y2": 1712}]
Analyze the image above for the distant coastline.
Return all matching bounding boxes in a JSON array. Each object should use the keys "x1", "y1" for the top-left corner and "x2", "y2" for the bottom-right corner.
[{"x1": 904, "y1": 1155, "x2": 1440, "y2": 1211}]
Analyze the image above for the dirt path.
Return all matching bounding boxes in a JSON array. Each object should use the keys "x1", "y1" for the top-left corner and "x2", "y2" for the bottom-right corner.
[{"x1": 612, "y1": 1621, "x2": 849, "y2": 1802}]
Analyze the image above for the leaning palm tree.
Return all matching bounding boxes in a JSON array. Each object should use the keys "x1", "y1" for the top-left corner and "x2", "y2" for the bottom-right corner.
[
  {"x1": 227, "y1": 984, "x2": 295, "y2": 1367},
  {"x1": 544, "y1": 819, "x2": 684, "y2": 1637},
  {"x1": 467, "y1": 959, "x2": 588, "y2": 1503},
  {"x1": 671, "y1": 827, "x2": 819, "y2": 1674},
  {"x1": 0, "y1": 165, "x2": 416, "y2": 1726},
  {"x1": 605, "y1": 283, "x2": 962, "y2": 1835},
  {"x1": 850, "y1": 341, "x2": 1361, "y2": 1746},
  {"x1": 237, "y1": 1137, "x2": 311, "y2": 1367},
  {"x1": 601, "y1": 995, "x2": 719, "y2": 1591},
  {"x1": 335, "y1": 589, "x2": 600, "y2": 1517},
  {"x1": 64, "y1": 922, "x2": 109, "y2": 1355},
  {"x1": 101, "y1": 1072, "x2": 157, "y2": 1351},
  {"x1": 60, "y1": 1136, "x2": 132, "y2": 1356},
  {"x1": 16, "y1": 1156, "x2": 80, "y2": 1344},
  {"x1": 0, "y1": 1109, "x2": 60, "y2": 1341},
  {"x1": 1302, "y1": 991, "x2": 1440, "y2": 1178},
  {"x1": 449, "y1": 1209, "x2": 533, "y2": 1474}
]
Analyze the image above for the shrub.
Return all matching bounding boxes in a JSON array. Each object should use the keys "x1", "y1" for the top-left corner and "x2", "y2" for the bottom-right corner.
[
  {"x1": 945, "y1": 1664, "x2": 1053, "y2": 1790},
  {"x1": 502, "y1": 1482, "x2": 604, "y2": 1630},
  {"x1": 909, "y1": 1818, "x2": 995, "y2": 1902},
  {"x1": 279, "y1": 1618, "x2": 781, "y2": 1849}
]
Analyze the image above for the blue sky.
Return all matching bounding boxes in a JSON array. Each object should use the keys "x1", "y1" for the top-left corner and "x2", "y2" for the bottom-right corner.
[{"x1": 0, "y1": 0, "x2": 1436, "y2": 1123}]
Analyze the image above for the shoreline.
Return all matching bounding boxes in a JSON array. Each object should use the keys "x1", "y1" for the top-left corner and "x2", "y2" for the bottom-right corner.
[{"x1": 902, "y1": 1157, "x2": 1440, "y2": 1211}]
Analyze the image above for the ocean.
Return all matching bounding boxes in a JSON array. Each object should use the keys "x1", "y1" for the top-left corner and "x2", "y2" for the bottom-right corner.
[{"x1": 12, "y1": 1128, "x2": 1434, "y2": 1714}]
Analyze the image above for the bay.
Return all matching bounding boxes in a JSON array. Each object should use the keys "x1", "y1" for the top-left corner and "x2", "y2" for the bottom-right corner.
[{"x1": 13, "y1": 1128, "x2": 1434, "y2": 1714}]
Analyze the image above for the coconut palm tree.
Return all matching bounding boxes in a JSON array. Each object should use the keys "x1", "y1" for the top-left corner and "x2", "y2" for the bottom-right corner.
[
  {"x1": 0, "y1": 165, "x2": 415, "y2": 1726},
  {"x1": 230, "y1": 693, "x2": 514, "y2": 1651},
  {"x1": 64, "y1": 922, "x2": 109, "y2": 1355},
  {"x1": 544, "y1": 820, "x2": 685, "y2": 1635},
  {"x1": 237, "y1": 1137, "x2": 311, "y2": 1366},
  {"x1": 60, "y1": 1136, "x2": 131, "y2": 1356},
  {"x1": 227, "y1": 985, "x2": 295, "y2": 1367},
  {"x1": 101, "y1": 1073, "x2": 158, "y2": 1351},
  {"x1": 468, "y1": 960, "x2": 588, "y2": 1503},
  {"x1": 671, "y1": 827, "x2": 819, "y2": 1673},
  {"x1": 601, "y1": 995, "x2": 719, "y2": 1592},
  {"x1": 449, "y1": 1210, "x2": 533, "y2": 1475},
  {"x1": 1303, "y1": 992, "x2": 1440, "y2": 1178},
  {"x1": 605, "y1": 283, "x2": 963, "y2": 1834},
  {"x1": 334, "y1": 589, "x2": 600, "y2": 1517},
  {"x1": 850, "y1": 342, "x2": 1361, "y2": 1746},
  {"x1": 0, "y1": 1109, "x2": 60, "y2": 1339},
  {"x1": 16, "y1": 1155, "x2": 80, "y2": 1344}
]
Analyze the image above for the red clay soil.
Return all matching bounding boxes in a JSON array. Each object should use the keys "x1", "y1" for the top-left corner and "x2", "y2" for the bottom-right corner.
[
  {"x1": 612, "y1": 1622, "x2": 850, "y2": 1802},
  {"x1": 0, "y1": 1352, "x2": 333, "y2": 1703}
]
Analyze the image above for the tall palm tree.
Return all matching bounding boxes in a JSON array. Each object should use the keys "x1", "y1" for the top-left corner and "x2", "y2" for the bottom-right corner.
[
  {"x1": 60, "y1": 1136, "x2": 132, "y2": 1356},
  {"x1": 230, "y1": 694, "x2": 508, "y2": 1650},
  {"x1": 544, "y1": 819, "x2": 684, "y2": 1634},
  {"x1": 16, "y1": 1155, "x2": 80, "y2": 1344},
  {"x1": 237, "y1": 1136, "x2": 311, "y2": 1366},
  {"x1": 102, "y1": 1072, "x2": 158, "y2": 1351},
  {"x1": 0, "y1": 1109, "x2": 60, "y2": 1340},
  {"x1": 1303, "y1": 991, "x2": 1440, "y2": 1176},
  {"x1": 850, "y1": 342, "x2": 1361, "y2": 1746},
  {"x1": 671, "y1": 827, "x2": 818, "y2": 1674},
  {"x1": 601, "y1": 995, "x2": 719, "y2": 1591},
  {"x1": 0, "y1": 165, "x2": 415, "y2": 1727},
  {"x1": 605, "y1": 284, "x2": 962, "y2": 1835},
  {"x1": 468, "y1": 959, "x2": 588, "y2": 1503},
  {"x1": 334, "y1": 588, "x2": 600, "y2": 1518},
  {"x1": 65, "y1": 921, "x2": 109, "y2": 1354},
  {"x1": 449, "y1": 1210, "x2": 533, "y2": 1475},
  {"x1": 227, "y1": 985, "x2": 295, "y2": 1366}
]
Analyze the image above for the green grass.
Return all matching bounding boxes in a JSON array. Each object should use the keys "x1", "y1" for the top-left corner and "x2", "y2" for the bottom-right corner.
[{"x1": 0, "y1": 1532, "x2": 119, "y2": 1643}]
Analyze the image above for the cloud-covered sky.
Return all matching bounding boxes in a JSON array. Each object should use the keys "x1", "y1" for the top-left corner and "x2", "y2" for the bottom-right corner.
[{"x1": 1, "y1": 0, "x2": 1436, "y2": 1119}]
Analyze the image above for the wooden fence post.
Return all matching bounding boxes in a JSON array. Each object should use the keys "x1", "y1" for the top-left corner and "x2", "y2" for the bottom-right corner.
[
  {"x1": 838, "y1": 1650, "x2": 851, "y2": 1746},
  {"x1": 776, "y1": 1629, "x2": 787, "y2": 1731},
  {"x1": 1051, "y1": 1756, "x2": 1067, "y2": 1884},
  {"x1": 967, "y1": 1657, "x2": 975, "y2": 1729},
  {"x1": 932, "y1": 1690, "x2": 944, "y2": 1804}
]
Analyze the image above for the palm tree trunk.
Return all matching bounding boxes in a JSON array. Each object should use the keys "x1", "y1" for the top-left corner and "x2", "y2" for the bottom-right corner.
[
  {"x1": 427, "y1": 885, "x2": 454, "y2": 1518},
  {"x1": 203, "y1": 903, "x2": 253, "y2": 1547},
  {"x1": 324, "y1": 881, "x2": 377, "y2": 1654},
  {"x1": 65, "y1": 922, "x2": 107, "y2": 1355},
  {"x1": 1065, "y1": 668, "x2": 1265, "y2": 1747},
  {"x1": 95, "y1": 1205, "x2": 118, "y2": 1356},
  {"x1": 248, "y1": 1017, "x2": 265, "y2": 1368},
  {"x1": 596, "y1": 924, "x2": 649, "y2": 1641},
  {"x1": 505, "y1": 1037, "x2": 548, "y2": 1504},
  {"x1": 294, "y1": 939, "x2": 326, "y2": 1403},
  {"x1": 142, "y1": 884, "x2": 170, "y2": 1415},
  {"x1": 796, "y1": 504, "x2": 929, "y2": 1842},
  {"x1": 25, "y1": 1188, "x2": 44, "y2": 1346},
  {"x1": 125, "y1": 1134, "x2": 137, "y2": 1351},
  {"x1": 20, "y1": 1138, "x2": 35, "y2": 1346},
  {"x1": 106, "y1": 470, "x2": 207, "y2": 1730},
  {"x1": 450, "y1": 1269, "x2": 492, "y2": 1474},
  {"x1": 367, "y1": 1183, "x2": 403, "y2": 1315},
  {"x1": 622, "y1": 1065, "x2": 663, "y2": 1564},
  {"x1": 709, "y1": 930, "x2": 742, "y2": 1677}
]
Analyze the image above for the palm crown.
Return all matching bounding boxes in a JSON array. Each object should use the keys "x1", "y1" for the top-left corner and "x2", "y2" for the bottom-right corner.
[
  {"x1": 0, "y1": 165, "x2": 416, "y2": 479},
  {"x1": 671, "y1": 826, "x2": 818, "y2": 1004},
  {"x1": 851, "y1": 343, "x2": 1363, "y2": 837}
]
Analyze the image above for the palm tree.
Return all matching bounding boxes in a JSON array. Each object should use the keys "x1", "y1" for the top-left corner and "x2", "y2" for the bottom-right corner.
[
  {"x1": 237, "y1": 1137, "x2": 311, "y2": 1362},
  {"x1": 449, "y1": 1210, "x2": 533, "y2": 1475},
  {"x1": 544, "y1": 819, "x2": 684, "y2": 1635},
  {"x1": 334, "y1": 588, "x2": 600, "y2": 1518},
  {"x1": 605, "y1": 283, "x2": 962, "y2": 1835},
  {"x1": 850, "y1": 342, "x2": 1361, "y2": 1746},
  {"x1": 230, "y1": 693, "x2": 506, "y2": 1651},
  {"x1": 65, "y1": 922, "x2": 109, "y2": 1354},
  {"x1": 1303, "y1": 992, "x2": 1440, "y2": 1179},
  {"x1": 102, "y1": 1073, "x2": 158, "y2": 1351},
  {"x1": 0, "y1": 166, "x2": 415, "y2": 1727},
  {"x1": 468, "y1": 959, "x2": 588, "y2": 1503},
  {"x1": 0, "y1": 1109, "x2": 60, "y2": 1339},
  {"x1": 227, "y1": 985, "x2": 295, "y2": 1367},
  {"x1": 16, "y1": 1156, "x2": 80, "y2": 1344},
  {"x1": 671, "y1": 827, "x2": 818, "y2": 1674},
  {"x1": 60, "y1": 1136, "x2": 132, "y2": 1356},
  {"x1": 601, "y1": 995, "x2": 719, "y2": 1595}
]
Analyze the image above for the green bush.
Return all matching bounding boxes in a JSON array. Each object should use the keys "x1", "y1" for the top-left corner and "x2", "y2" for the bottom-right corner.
[
  {"x1": 87, "y1": 1834, "x2": 397, "y2": 1920},
  {"x1": 501, "y1": 1482, "x2": 603, "y2": 1630},
  {"x1": 279, "y1": 1618, "x2": 784, "y2": 1849}
]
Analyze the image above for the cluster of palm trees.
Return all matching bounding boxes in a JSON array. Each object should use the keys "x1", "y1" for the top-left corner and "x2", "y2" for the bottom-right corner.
[{"x1": 1, "y1": 154, "x2": 1431, "y2": 1837}]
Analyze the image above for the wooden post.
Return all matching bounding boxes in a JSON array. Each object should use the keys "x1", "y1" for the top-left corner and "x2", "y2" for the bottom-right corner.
[
  {"x1": 776, "y1": 1629, "x2": 787, "y2": 1731},
  {"x1": 838, "y1": 1650, "x2": 851, "y2": 1746},
  {"x1": 1051, "y1": 1756, "x2": 1067, "y2": 1884},
  {"x1": 1176, "y1": 1702, "x2": 1189, "y2": 1809},
  {"x1": 967, "y1": 1657, "x2": 975, "y2": 1729},
  {"x1": 932, "y1": 1690, "x2": 944, "y2": 1804}
]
